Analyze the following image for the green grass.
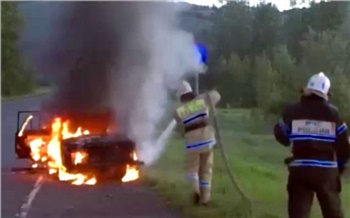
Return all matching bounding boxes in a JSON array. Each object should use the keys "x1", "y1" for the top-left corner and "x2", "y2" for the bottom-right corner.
[
  {"x1": 1, "y1": 86, "x2": 51, "y2": 102},
  {"x1": 142, "y1": 108, "x2": 350, "y2": 218}
]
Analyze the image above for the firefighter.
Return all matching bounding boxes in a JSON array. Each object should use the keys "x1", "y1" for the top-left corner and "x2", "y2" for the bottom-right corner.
[
  {"x1": 273, "y1": 72, "x2": 350, "y2": 218},
  {"x1": 174, "y1": 80, "x2": 221, "y2": 206}
]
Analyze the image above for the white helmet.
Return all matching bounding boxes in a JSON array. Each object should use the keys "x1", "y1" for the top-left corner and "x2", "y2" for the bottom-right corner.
[
  {"x1": 176, "y1": 80, "x2": 193, "y2": 98},
  {"x1": 305, "y1": 72, "x2": 331, "y2": 100}
]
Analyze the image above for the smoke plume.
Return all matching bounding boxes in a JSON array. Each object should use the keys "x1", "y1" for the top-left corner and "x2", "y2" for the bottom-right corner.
[{"x1": 23, "y1": 2, "x2": 203, "y2": 165}]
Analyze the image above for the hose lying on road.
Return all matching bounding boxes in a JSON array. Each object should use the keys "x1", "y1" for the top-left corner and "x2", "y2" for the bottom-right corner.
[{"x1": 206, "y1": 92, "x2": 254, "y2": 218}]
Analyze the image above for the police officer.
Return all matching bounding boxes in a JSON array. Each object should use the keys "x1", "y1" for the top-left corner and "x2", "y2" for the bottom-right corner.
[
  {"x1": 174, "y1": 80, "x2": 221, "y2": 206},
  {"x1": 273, "y1": 72, "x2": 350, "y2": 218}
]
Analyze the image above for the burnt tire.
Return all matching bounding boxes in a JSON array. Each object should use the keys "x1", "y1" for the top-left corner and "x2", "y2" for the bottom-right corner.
[{"x1": 95, "y1": 165, "x2": 127, "y2": 182}]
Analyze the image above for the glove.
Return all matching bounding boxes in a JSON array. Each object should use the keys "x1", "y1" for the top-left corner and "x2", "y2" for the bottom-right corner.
[
  {"x1": 284, "y1": 155, "x2": 294, "y2": 165},
  {"x1": 338, "y1": 161, "x2": 346, "y2": 175}
]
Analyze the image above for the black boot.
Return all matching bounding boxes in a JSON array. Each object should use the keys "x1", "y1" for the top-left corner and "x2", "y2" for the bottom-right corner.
[{"x1": 192, "y1": 193, "x2": 200, "y2": 206}]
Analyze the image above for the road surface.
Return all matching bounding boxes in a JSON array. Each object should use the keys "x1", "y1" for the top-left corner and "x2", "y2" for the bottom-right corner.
[{"x1": 1, "y1": 95, "x2": 181, "y2": 218}]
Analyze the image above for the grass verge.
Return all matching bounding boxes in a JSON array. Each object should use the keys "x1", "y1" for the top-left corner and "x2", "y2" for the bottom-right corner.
[
  {"x1": 142, "y1": 109, "x2": 350, "y2": 218},
  {"x1": 1, "y1": 86, "x2": 51, "y2": 102}
]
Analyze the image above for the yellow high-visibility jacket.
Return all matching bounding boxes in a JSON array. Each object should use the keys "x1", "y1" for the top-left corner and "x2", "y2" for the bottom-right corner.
[{"x1": 174, "y1": 90, "x2": 221, "y2": 153}]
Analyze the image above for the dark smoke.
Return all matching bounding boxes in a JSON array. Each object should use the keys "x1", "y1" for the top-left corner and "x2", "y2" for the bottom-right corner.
[
  {"x1": 42, "y1": 2, "x2": 135, "y2": 113},
  {"x1": 22, "y1": 2, "x2": 203, "y2": 164},
  {"x1": 37, "y1": 2, "x2": 174, "y2": 133}
]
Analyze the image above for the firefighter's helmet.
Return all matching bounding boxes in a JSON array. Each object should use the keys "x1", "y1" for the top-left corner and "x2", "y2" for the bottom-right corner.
[
  {"x1": 176, "y1": 80, "x2": 193, "y2": 98},
  {"x1": 304, "y1": 72, "x2": 331, "y2": 100}
]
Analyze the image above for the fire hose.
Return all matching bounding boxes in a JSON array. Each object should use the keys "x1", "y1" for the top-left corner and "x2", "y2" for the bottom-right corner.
[{"x1": 206, "y1": 93, "x2": 254, "y2": 218}]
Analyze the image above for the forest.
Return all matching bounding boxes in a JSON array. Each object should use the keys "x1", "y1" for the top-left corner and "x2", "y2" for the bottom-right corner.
[
  {"x1": 181, "y1": 0, "x2": 350, "y2": 123},
  {"x1": 2, "y1": 2, "x2": 34, "y2": 96},
  {"x1": 2, "y1": 1, "x2": 350, "y2": 123}
]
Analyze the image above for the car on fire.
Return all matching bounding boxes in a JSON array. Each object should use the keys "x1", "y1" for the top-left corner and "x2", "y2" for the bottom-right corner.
[{"x1": 14, "y1": 110, "x2": 143, "y2": 184}]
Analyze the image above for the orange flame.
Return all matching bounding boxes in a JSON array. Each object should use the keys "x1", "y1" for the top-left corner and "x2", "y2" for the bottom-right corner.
[
  {"x1": 18, "y1": 115, "x2": 140, "y2": 185},
  {"x1": 72, "y1": 151, "x2": 88, "y2": 165},
  {"x1": 121, "y1": 152, "x2": 140, "y2": 182},
  {"x1": 46, "y1": 118, "x2": 97, "y2": 185}
]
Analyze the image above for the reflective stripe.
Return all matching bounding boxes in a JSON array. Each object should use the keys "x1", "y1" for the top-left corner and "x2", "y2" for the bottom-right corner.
[
  {"x1": 289, "y1": 134, "x2": 336, "y2": 142},
  {"x1": 186, "y1": 174, "x2": 198, "y2": 180},
  {"x1": 289, "y1": 159, "x2": 338, "y2": 168},
  {"x1": 182, "y1": 112, "x2": 207, "y2": 124},
  {"x1": 199, "y1": 181, "x2": 210, "y2": 187},
  {"x1": 337, "y1": 124, "x2": 347, "y2": 135},
  {"x1": 177, "y1": 99, "x2": 206, "y2": 119},
  {"x1": 186, "y1": 139, "x2": 216, "y2": 149},
  {"x1": 290, "y1": 119, "x2": 336, "y2": 142},
  {"x1": 278, "y1": 119, "x2": 291, "y2": 136}
]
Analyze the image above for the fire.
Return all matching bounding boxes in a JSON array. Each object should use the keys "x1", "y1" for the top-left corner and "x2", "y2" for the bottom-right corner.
[
  {"x1": 72, "y1": 151, "x2": 88, "y2": 165},
  {"x1": 18, "y1": 115, "x2": 33, "y2": 136},
  {"x1": 121, "y1": 152, "x2": 140, "y2": 183},
  {"x1": 121, "y1": 165, "x2": 140, "y2": 182},
  {"x1": 18, "y1": 115, "x2": 140, "y2": 185},
  {"x1": 17, "y1": 117, "x2": 96, "y2": 185},
  {"x1": 28, "y1": 138, "x2": 45, "y2": 161}
]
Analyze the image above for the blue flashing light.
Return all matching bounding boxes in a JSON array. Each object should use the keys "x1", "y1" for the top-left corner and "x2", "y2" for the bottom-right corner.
[{"x1": 195, "y1": 44, "x2": 207, "y2": 64}]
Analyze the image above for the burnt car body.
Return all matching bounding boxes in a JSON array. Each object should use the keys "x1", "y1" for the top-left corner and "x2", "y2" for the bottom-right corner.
[
  {"x1": 61, "y1": 134, "x2": 141, "y2": 180},
  {"x1": 15, "y1": 111, "x2": 50, "y2": 159},
  {"x1": 15, "y1": 110, "x2": 143, "y2": 180}
]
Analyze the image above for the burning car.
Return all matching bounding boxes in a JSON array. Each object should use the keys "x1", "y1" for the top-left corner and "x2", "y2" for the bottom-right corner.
[{"x1": 15, "y1": 110, "x2": 143, "y2": 185}]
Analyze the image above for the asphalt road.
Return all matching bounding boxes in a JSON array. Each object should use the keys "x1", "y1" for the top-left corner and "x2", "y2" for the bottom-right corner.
[{"x1": 1, "y1": 96, "x2": 181, "y2": 218}]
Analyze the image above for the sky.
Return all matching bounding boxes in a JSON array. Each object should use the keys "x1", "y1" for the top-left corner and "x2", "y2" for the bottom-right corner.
[{"x1": 182, "y1": 0, "x2": 319, "y2": 11}]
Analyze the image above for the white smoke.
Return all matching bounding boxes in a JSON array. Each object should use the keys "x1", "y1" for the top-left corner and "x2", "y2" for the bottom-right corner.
[{"x1": 111, "y1": 2, "x2": 203, "y2": 166}]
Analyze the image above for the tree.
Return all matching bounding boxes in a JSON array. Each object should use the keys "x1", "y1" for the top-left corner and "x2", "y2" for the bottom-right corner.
[
  {"x1": 271, "y1": 45, "x2": 299, "y2": 99},
  {"x1": 282, "y1": 8, "x2": 308, "y2": 63},
  {"x1": 297, "y1": 28, "x2": 350, "y2": 123},
  {"x1": 1, "y1": 2, "x2": 34, "y2": 96},
  {"x1": 216, "y1": 54, "x2": 254, "y2": 107},
  {"x1": 177, "y1": 0, "x2": 350, "y2": 124},
  {"x1": 253, "y1": 52, "x2": 281, "y2": 113},
  {"x1": 251, "y1": 3, "x2": 282, "y2": 55},
  {"x1": 299, "y1": 29, "x2": 348, "y2": 75},
  {"x1": 210, "y1": 1, "x2": 253, "y2": 59},
  {"x1": 330, "y1": 71, "x2": 350, "y2": 124},
  {"x1": 306, "y1": 1, "x2": 349, "y2": 32},
  {"x1": 340, "y1": 4, "x2": 350, "y2": 39},
  {"x1": 289, "y1": 0, "x2": 328, "y2": 9}
]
